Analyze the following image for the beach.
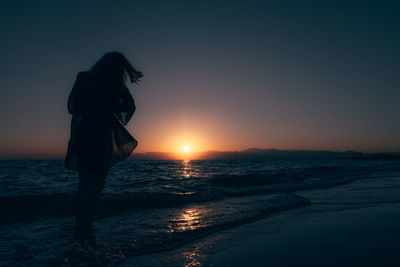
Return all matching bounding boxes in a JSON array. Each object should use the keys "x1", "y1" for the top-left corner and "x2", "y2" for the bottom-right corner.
[
  {"x1": 124, "y1": 172, "x2": 400, "y2": 266},
  {"x1": 1, "y1": 159, "x2": 400, "y2": 266},
  {"x1": 207, "y1": 203, "x2": 400, "y2": 267}
]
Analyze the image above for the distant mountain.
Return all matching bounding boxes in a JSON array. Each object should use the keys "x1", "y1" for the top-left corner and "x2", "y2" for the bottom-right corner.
[{"x1": 130, "y1": 148, "x2": 364, "y2": 160}]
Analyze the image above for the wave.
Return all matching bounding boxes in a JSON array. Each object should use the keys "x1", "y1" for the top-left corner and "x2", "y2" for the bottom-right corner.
[
  {"x1": 0, "y1": 174, "x2": 349, "y2": 224},
  {"x1": 209, "y1": 165, "x2": 362, "y2": 187},
  {"x1": 0, "y1": 191, "x2": 226, "y2": 223},
  {"x1": 0, "y1": 164, "x2": 383, "y2": 224},
  {"x1": 121, "y1": 194, "x2": 311, "y2": 258},
  {"x1": 52, "y1": 193, "x2": 311, "y2": 265}
]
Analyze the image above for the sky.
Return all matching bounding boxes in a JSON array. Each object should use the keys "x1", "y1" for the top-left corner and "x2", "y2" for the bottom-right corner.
[{"x1": 0, "y1": 0, "x2": 399, "y2": 158}]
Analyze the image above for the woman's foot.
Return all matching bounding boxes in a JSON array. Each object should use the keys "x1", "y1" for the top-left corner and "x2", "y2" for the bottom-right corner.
[
  {"x1": 73, "y1": 231, "x2": 97, "y2": 249},
  {"x1": 85, "y1": 233, "x2": 97, "y2": 248}
]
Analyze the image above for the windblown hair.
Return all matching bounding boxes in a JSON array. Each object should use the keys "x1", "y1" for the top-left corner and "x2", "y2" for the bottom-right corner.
[{"x1": 91, "y1": 52, "x2": 143, "y2": 85}]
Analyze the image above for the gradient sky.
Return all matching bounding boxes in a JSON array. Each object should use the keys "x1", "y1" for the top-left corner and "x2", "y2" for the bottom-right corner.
[{"x1": 1, "y1": 0, "x2": 399, "y2": 158}]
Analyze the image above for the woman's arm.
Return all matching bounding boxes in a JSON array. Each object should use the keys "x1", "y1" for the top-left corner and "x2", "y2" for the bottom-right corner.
[
  {"x1": 67, "y1": 72, "x2": 86, "y2": 115},
  {"x1": 114, "y1": 85, "x2": 136, "y2": 125}
]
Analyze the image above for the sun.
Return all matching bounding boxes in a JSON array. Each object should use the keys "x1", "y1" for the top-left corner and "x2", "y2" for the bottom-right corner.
[{"x1": 183, "y1": 145, "x2": 191, "y2": 152}]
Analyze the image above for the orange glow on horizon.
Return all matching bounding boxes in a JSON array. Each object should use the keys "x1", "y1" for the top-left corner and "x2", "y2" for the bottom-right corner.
[
  {"x1": 148, "y1": 130, "x2": 212, "y2": 159},
  {"x1": 159, "y1": 130, "x2": 212, "y2": 155}
]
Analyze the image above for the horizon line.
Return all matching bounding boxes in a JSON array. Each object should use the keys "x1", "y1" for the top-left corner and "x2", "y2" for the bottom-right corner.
[{"x1": 1, "y1": 148, "x2": 399, "y2": 161}]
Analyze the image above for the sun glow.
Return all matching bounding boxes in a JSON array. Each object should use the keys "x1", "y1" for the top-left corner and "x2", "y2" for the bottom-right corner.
[{"x1": 159, "y1": 129, "x2": 213, "y2": 159}]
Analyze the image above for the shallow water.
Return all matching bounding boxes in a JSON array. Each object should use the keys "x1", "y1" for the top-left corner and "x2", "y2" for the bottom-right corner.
[{"x1": 0, "y1": 159, "x2": 399, "y2": 265}]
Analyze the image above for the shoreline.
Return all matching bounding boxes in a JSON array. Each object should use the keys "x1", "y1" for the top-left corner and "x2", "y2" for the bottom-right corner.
[
  {"x1": 207, "y1": 202, "x2": 400, "y2": 267},
  {"x1": 123, "y1": 173, "x2": 400, "y2": 266},
  {"x1": 124, "y1": 202, "x2": 400, "y2": 266}
]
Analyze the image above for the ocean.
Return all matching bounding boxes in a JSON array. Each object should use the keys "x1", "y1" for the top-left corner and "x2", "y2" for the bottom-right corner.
[{"x1": 1, "y1": 158, "x2": 400, "y2": 265}]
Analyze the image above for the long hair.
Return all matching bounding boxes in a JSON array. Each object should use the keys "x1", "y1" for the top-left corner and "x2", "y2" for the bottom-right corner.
[{"x1": 91, "y1": 52, "x2": 143, "y2": 85}]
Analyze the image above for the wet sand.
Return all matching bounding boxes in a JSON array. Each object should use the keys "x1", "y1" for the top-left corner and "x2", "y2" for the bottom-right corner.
[
  {"x1": 124, "y1": 172, "x2": 400, "y2": 267},
  {"x1": 125, "y1": 202, "x2": 400, "y2": 266},
  {"x1": 207, "y1": 203, "x2": 400, "y2": 266}
]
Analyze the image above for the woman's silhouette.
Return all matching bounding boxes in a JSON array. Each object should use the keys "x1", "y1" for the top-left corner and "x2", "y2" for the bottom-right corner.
[{"x1": 65, "y1": 52, "x2": 142, "y2": 246}]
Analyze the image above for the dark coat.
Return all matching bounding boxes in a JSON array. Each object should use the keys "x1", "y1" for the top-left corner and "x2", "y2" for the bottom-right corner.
[{"x1": 65, "y1": 71, "x2": 138, "y2": 171}]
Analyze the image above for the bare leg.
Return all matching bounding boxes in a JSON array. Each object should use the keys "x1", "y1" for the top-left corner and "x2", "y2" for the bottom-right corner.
[
  {"x1": 75, "y1": 172, "x2": 89, "y2": 239},
  {"x1": 75, "y1": 169, "x2": 108, "y2": 243}
]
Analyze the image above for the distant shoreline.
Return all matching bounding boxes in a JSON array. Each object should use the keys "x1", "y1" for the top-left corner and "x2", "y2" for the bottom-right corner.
[
  {"x1": 129, "y1": 149, "x2": 400, "y2": 161},
  {"x1": 1, "y1": 149, "x2": 399, "y2": 161}
]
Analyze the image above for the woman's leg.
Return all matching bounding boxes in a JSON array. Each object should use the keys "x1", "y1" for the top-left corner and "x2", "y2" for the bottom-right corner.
[
  {"x1": 75, "y1": 169, "x2": 108, "y2": 241},
  {"x1": 84, "y1": 170, "x2": 107, "y2": 235},
  {"x1": 75, "y1": 171, "x2": 89, "y2": 239}
]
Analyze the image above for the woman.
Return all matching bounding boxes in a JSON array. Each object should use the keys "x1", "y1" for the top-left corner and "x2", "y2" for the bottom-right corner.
[{"x1": 65, "y1": 52, "x2": 142, "y2": 246}]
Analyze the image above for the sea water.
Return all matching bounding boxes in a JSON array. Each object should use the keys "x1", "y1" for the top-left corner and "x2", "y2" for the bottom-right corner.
[{"x1": 0, "y1": 159, "x2": 399, "y2": 265}]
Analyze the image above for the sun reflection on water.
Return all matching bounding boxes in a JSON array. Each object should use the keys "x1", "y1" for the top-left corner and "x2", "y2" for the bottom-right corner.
[
  {"x1": 167, "y1": 206, "x2": 214, "y2": 233},
  {"x1": 168, "y1": 208, "x2": 201, "y2": 232},
  {"x1": 182, "y1": 249, "x2": 203, "y2": 267},
  {"x1": 181, "y1": 160, "x2": 192, "y2": 178}
]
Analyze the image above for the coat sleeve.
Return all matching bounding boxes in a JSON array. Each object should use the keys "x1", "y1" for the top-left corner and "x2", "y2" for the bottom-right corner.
[
  {"x1": 114, "y1": 85, "x2": 136, "y2": 125},
  {"x1": 67, "y1": 72, "x2": 85, "y2": 115}
]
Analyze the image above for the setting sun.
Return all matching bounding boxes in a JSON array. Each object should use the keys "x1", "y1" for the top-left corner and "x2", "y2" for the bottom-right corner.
[{"x1": 183, "y1": 145, "x2": 191, "y2": 152}]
